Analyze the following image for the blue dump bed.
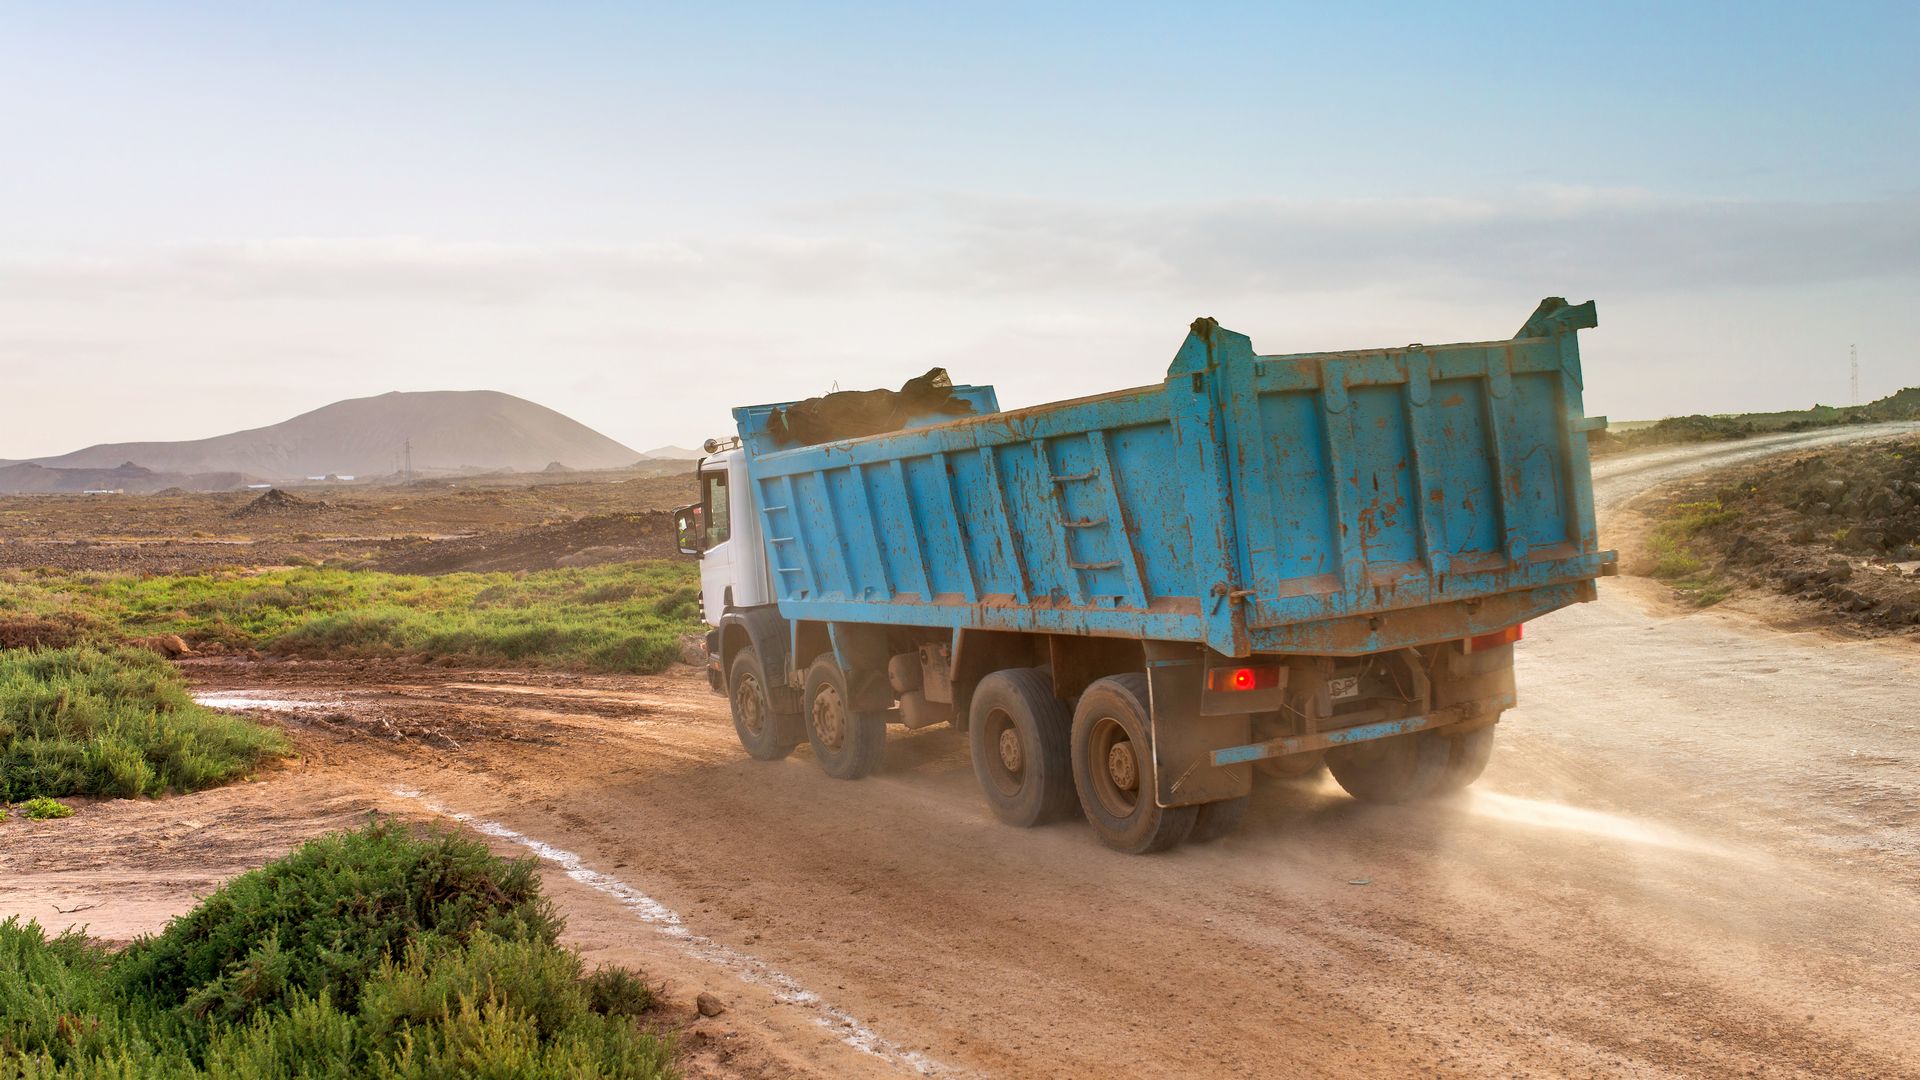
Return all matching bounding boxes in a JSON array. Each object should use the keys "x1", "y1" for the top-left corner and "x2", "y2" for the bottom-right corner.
[{"x1": 734, "y1": 299, "x2": 1611, "y2": 658}]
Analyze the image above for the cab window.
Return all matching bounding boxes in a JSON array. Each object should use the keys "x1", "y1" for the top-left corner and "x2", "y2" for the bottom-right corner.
[{"x1": 702, "y1": 469, "x2": 731, "y2": 548}]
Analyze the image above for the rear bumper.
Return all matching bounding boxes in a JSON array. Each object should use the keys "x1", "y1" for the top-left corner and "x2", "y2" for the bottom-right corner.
[
  {"x1": 1243, "y1": 578, "x2": 1598, "y2": 656},
  {"x1": 1211, "y1": 693, "x2": 1512, "y2": 766}
]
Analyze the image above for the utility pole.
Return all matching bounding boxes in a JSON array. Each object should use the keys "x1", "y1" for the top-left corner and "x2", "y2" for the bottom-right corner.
[
  {"x1": 404, "y1": 439, "x2": 413, "y2": 486},
  {"x1": 1850, "y1": 345, "x2": 1860, "y2": 406}
]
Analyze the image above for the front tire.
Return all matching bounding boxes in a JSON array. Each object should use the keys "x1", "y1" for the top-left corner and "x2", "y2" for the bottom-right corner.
[
  {"x1": 729, "y1": 647, "x2": 802, "y2": 761},
  {"x1": 1070, "y1": 674, "x2": 1197, "y2": 854},
  {"x1": 1326, "y1": 731, "x2": 1450, "y2": 803},
  {"x1": 802, "y1": 655, "x2": 887, "y2": 780},
  {"x1": 968, "y1": 668, "x2": 1076, "y2": 827}
]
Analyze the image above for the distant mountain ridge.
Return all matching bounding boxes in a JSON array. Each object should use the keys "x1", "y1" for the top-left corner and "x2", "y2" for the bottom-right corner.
[
  {"x1": 19, "y1": 390, "x2": 641, "y2": 481},
  {"x1": 0, "y1": 461, "x2": 255, "y2": 495}
]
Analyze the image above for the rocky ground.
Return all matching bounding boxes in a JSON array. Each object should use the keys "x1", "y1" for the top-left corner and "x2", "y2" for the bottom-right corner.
[
  {"x1": 0, "y1": 472, "x2": 696, "y2": 574},
  {"x1": 1640, "y1": 434, "x2": 1920, "y2": 633}
]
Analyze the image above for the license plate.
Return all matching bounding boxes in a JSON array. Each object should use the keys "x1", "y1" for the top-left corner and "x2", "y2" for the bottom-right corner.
[{"x1": 1328, "y1": 676, "x2": 1360, "y2": 701}]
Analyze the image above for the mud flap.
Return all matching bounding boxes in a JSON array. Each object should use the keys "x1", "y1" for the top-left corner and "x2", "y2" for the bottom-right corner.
[
  {"x1": 828, "y1": 621, "x2": 897, "y2": 712},
  {"x1": 1145, "y1": 648, "x2": 1252, "y2": 808}
]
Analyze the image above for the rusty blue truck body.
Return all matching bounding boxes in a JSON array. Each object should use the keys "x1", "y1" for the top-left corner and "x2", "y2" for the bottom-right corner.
[
  {"x1": 734, "y1": 298, "x2": 1609, "y2": 656},
  {"x1": 690, "y1": 298, "x2": 1612, "y2": 852}
]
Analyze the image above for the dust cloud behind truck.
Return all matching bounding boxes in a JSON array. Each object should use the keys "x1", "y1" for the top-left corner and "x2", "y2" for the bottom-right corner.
[{"x1": 676, "y1": 298, "x2": 1613, "y2": 852}]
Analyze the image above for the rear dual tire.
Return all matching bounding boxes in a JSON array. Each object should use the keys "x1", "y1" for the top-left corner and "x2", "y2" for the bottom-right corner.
[
  {"x1": 968, "y1": 668, "x2": 1077, "y2": 827},
  {"x1": 803, "y1": 655, "x2": 888, "y2": 780},
  {"x1": 1436, "y1": 726, "x2": 1496, "y2": 792},
  {"x1": 1327, "y1": 724, "x2": 1498, "y2": 802},
  {"x1": 1071, "y1": 674, "x2": 1198, "y2": 854}
]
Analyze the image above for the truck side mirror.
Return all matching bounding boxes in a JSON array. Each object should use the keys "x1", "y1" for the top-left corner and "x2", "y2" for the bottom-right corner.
[{"x1": 672, "y1": 503, "x2": 702, "y2": 557}]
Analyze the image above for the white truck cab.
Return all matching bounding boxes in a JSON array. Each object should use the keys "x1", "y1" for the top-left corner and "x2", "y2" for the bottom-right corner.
[{"x1": 675, "y1": 448, "x2": 770, "y2": 625}]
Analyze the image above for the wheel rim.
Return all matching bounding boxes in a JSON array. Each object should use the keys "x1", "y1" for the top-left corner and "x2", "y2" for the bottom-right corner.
[
  {"x1": 1086, "y1": 715, "x2": 1140, "y2": 819},
  {"x1": 812, "y1": 683, "x2": 846, "y2": 751},
  {"x1": 981, "y1": 707, "x2": 1025, "y2": 799},
  {"x1": 735, "y1": 673, "x2": 765, "y2": 737}
]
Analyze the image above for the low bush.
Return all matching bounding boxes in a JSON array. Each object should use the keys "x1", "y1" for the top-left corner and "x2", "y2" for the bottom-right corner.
[
  {"x1": 1648, "y1": 499, "x2": 1739, "y2": 606},
  {"x1": 15, "y1": 796, "x2": 74, "y2": 820},
  {"x1": 0, "y1": 646, "x2": 287, "y2": 803},
  {"x1": 0, "y1": 819, "x2": 672, "y2": 1078}
]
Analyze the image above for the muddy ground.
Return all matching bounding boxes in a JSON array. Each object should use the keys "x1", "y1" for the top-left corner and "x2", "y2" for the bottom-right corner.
[
  {"x1": 0, "y1": 472, "x2": 696, "y2": 573},
  {"x1": 5, "y1": 425, "x2": 1920, "y2": 1078}
]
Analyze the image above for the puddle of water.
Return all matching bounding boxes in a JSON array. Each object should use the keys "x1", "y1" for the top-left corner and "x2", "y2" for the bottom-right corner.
[
  {"x1": 193, "y1": 692, "x2": 343, "y2": 713},
  {"x1": 390, "y1": 789, "x2": 952, "y2": 1076}
]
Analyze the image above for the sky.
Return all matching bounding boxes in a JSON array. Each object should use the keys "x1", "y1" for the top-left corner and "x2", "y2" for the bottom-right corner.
[{"x1": 2, "y1": 1, "x2": 1916, "y2": 458}]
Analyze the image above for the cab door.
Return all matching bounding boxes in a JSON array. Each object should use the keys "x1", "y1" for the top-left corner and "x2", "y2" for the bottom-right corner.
[{"x1": 695, "y1": 460, "x2": 735, "y2": 625}]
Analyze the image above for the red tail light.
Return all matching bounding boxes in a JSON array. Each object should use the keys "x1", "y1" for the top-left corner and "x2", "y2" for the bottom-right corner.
[
  {"x1": 1205, "y1": 666, "x2": 1282, "y2": 692},
  {"x1": 1464, "y1": 624, "x2": 1524, "y2": 653}
]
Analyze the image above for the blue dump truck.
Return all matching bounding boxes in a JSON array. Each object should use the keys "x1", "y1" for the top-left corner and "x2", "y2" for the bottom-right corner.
[{"x1": 675, "y1": 299, "x2": 1614, "y2": 852}]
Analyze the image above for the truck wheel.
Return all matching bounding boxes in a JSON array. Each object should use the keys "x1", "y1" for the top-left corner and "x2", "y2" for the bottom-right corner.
[
  {"x1": 802, "y1": 655, "x2": 886, "y2": 780},
  {"x1": 1434, "y1": 725, "x2": 1496, "y2": 792},
  {"x1": 1070, "y1": 674, "x2": 1197, "y2": 854},
  {"x1": 729, "y1": 647, "x2": 801, "y2": 761},
  {"x1": 1187, "y1": 795, "x2": 1249, "y2": 844},
  {"x1": 968, "y1": 668, "x2": 1076, "y2": 827},
  {"x1": 1326, "y1": 732, "x2": 1450, "y2": 804}
]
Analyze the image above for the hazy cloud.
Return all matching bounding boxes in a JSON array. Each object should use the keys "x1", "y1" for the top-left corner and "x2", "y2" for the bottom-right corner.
[
  {"x1": 2, "y1": 187, "x2": 1914, "y2": 458},
  {"x1": 3, "y1": 189, "x2": 1914, "y2": 306}
]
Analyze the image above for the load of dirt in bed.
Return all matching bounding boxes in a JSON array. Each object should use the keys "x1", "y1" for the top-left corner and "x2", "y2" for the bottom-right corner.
[
  {"x1": 768, "y1": 368, "x2": 974, "y2": 447},
  {"x1": 371, "y1": 511, "x2": 678, "y2": 574},
  {"x1": 230, "y1": 487, "x2": 331, "y2": 519}
]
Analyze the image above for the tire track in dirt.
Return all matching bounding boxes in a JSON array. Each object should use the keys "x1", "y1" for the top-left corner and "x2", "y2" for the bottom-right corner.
[{"x1": 390, "y1": 789, "x2": 954, "y2": 1077}]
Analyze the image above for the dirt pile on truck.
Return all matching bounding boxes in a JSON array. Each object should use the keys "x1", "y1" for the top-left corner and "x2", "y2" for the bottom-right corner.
[{"x1": 767, "y1": 368, "x2": 975, "y2": 446}]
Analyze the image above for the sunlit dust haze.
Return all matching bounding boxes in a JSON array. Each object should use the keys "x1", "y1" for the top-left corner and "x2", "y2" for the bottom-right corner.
[{"x1": 2, "y1": 3, "x2": 1915, "y2": 458}]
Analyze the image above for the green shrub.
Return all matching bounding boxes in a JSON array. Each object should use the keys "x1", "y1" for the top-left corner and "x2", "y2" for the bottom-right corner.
[
  {"x1": 1648, "y1": 500, "x2": 1739, "y2": 607},
  {"x1": 583, "y1": 965, "x2": 656, "y2": 1017},
  {"x1": 17, "y1": 795, "x2": 74, "y2": 820},
  {"x1": 0, "y1": 646, "x2": 287, "y2": 803},
  {"x1": 0, "y1": 820, "x2": 672, "y2": 1078},
  {"x1": 114, "y1": 819, "x2": 558, "y2": 1023}
]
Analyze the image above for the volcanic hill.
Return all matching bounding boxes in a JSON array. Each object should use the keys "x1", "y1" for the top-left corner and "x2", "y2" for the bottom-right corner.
[{"x1": 18, "y1": 390, "x2": 641, "y2": 482}]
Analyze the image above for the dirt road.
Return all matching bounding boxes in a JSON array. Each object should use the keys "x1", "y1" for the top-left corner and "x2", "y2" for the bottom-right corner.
[{"x1": 7, "y1": 426, "x2": 1919, "y2": 1078}]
